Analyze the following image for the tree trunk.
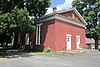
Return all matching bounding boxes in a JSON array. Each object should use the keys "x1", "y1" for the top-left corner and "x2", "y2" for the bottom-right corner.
[
  {"x1": 13, "y1": 32, "x2": 19, "y2": 49},
  {"x1": 95, "y1": 39, "x2": 98, "y2": 49},
  {"x1": 20, "y1": 33, "x2": 26, "y2": 49}
]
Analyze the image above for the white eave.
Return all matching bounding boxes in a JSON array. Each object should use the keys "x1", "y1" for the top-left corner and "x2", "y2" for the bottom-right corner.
[
  {"x1": 35, "y1": 8, "x2": 86, "y2": 28},
  {"x1": 57, "y1": 8, "x2": 86, "y2": 24}
]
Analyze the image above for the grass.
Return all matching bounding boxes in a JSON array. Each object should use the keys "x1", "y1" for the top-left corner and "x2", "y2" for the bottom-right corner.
[
  {"x1": 0, "y1": 50, "x2": 7, "y2": 58},
  {"x1": 0, "y1": 47, "x2": 8, "y2": 58},
  {"x1": 32, "y1": 50, "x2": 100, "y2": 57},
  {"x1": 32, "y1": 51, "x2": 55, "y2": 55},
  {"x1": 32, "y1": 51, "x2": 77, "y2": 58}
]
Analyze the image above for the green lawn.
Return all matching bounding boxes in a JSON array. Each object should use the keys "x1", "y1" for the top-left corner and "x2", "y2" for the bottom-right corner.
[{"x1": 32, "y1": 51, "x2": 55, "y2": 55}]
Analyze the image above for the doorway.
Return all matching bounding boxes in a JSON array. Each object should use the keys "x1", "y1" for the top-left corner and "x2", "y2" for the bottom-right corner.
[
  {"x1": 76, "y1": 35, "x2": 80, "y2": 49},
  {"x1": 66, "y1": 34, "x2": 72, "y2": 50}
]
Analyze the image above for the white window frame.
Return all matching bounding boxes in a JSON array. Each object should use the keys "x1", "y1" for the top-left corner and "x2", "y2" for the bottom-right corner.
[
  {"x1": 36, "y1": 23, "x2": 42, "y2": 45},
  {"x1": 25, "y1": 33, "x2": 29, "y2": 45},
  {"x1": 72, "y1": 13, "x2": 75, "y2": 19}
]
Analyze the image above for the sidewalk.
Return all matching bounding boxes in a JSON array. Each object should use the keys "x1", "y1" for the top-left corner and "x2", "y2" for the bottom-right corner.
[{"x1": 57, "y1": 49, "x2": 99, "y2": 55}]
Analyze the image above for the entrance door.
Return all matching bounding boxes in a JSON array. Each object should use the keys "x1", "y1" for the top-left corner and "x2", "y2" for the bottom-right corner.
[
  {"x1": 76, "y1": 35, "x2": 80, "y2": 49},
  {"x1": 66, "y1": 34, "x2": 72, "y2": 50}
]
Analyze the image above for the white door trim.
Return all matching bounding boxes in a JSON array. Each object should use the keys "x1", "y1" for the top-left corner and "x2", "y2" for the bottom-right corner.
[
  {"x1": 66, "y1": 34, "x2": 72, "y2": 37},
  {"x1": 76, "y1": 35, "x2": 80, "y2": 49},
  {"x1": 66, "y1": 34, "x2": 72, "y2": 50},
  {"x1": 76, "y1": 35, "x2": 80, "y2": 38}
]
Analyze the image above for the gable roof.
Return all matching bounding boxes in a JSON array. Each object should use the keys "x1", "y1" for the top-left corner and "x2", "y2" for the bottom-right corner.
[
  {"x1": 35, "y1": 8, "x2": 86, "y2": 28},
  {"x1": 57, "y1": 8, "x2": 86, "y2": 24}
]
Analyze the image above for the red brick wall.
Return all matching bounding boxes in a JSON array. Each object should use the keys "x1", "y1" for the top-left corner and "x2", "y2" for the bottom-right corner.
[
  {"x1": 39, "y1": 10, "x2": 86, "y2": 51},
  {"x1": 60, "y1": 11, "x2": 83, "y2": 24},
  {"x1": 55, "y1": 19, "x2": 86, "y2": 51},
  {"x1": 20, "y1": 33, "x2": 35, "y2": 50},
  {"x1": 29, "y1": 33, "x2": 35, "y2": 50},
  {"x1": 41, "y1": 19, "x2": 56, "y2": 51},
  {"x1": 21, "y1": 33, "x2": 26, "y2": 49},
  {"x1": 41, "y1": 19, "x2": 86, "y2": 51}
]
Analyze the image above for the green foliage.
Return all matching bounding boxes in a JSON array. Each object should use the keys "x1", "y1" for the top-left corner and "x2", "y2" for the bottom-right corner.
[
  {"x1": 0, "y1": 0, "x2": 24, "y2": 13},
  {"x1": 0, "y1": 7, "x2": 35, "y2": 46},
  {"x1": 72, "y1": 0, "x2": 100, "y2": 40},
  {"x1": 0, "y1": 0, "x2": 50, "y2": 48},
  {"x1": 25, "y1": 0, "x2": 51, "y2": 18},
  {"x1": 10, "y1": 7, "x2": 35, "y2": 33},
  {"x1": 0, "y1": 12, "x2": 10, "y2": 34},
  {"x1": 0, "y1": 11, "x2": 13, "y2": 45},
  {"x1": 0, "y1": 0, "x2": 51, "y2": 18},
  {"x1": 0, "y1": 7, "x2": 34, "y2": 34}
]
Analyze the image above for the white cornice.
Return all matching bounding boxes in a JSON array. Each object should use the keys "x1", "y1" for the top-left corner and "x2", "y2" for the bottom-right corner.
[
  {"x1": 36, "y1": 8, "x2": 86, "y2": 24},
  {"x1": 73, "y1": 9, "x2": 86, "y2": 24},
  {"x1": 55, "y1": 14, "x2": 85, "y2": 27},
  {"x1": 36, "y1": 14, "x2": 85, "y2": 28},
  {"x1": 37, "y1": 15, "x2": 55, "y2": 23},
  {"x1": 57, "y1": 8, "x2": 86, "y2": 24}
]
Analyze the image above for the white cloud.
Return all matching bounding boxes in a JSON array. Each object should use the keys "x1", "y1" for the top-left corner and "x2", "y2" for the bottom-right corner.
[
  {"x1": 45, "y1": 8, "x2": 53, "y2": 15},
  {"x1": 45, "y1": 7, "x2": 62, "y2": 15},
  {"x1": 58, "y1": 0, "x2": 74, "y2": 9},
  {"x1": 46, "y1": 0, "x2": 74, "y2": 15},
  {"x1": 56, "y1": 6, "x2": 62, "y2": 11}
]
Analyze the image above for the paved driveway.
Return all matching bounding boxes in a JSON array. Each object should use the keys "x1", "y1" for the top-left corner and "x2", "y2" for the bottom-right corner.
[{"x1": 0, "y1": 50, "x2": 100, "y2": 67}]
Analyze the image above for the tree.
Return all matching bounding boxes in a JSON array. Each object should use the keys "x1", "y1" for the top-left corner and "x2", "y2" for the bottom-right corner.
[
  {"x1": 0, "y1": 0, "x2": 24, "y2": 13},
  {"x1": 0, "y1": 11, "x2": 14, "y2": 47},
  {"x1": 0, "y1": 0, "x2": 50, "y2": 49},
  {"x1": 11, "y1": 7, "x2": 35, "y2": 48},
  {"x1": 25, "y1": 0, "x2": 51, "y2": 18},
  {"x1": 0, "y1": 0, "x2": 51, "y2": 18},
  {"x1": 0, "y1": 7, "x2": 34, "y2": 48},
  {"x1": 72, "y1": 0, "x2": 100, "y2": 49}
]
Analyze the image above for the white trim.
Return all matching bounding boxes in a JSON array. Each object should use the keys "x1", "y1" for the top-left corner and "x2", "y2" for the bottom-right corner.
[
  {"x1": 55, "y1": 14, "x2": 85, "y2": 27},
  {"x1": 36, "y1": 23, "x2": 42, "y2": 45},
  {"x1": 36, "y1": 8, "x2": 86, "y2": 24},
  {"x1": 37, "y1": 14, "x2": 85, "y2": 28},
  {"x1": 58, "y1": 9, "x2": 74, "y2": 14},
  {"x1": 76, "y1": 35, "x2": 80, "y2": 37},
  {"x1": 37, "y1": 23, "x2": 43, "y2": 26},
  {"x1": 38, "y1": 25, "x2": 41, "y2": 45},
  {"x1": 76, "y1": 35, "x2": 81, "y2": 49},
  {"x1": 73, "y1": 9, "x2": 86, "y2": 24},
  {"x1": 66, "y1": 34, "x2": 72, "y2": 50},
  {"x1": 66, "y1": 34, "x2": 72, "y2": 37},
  {"x1": 25, "y1": 33, "x2": 29, "y2": 45},
  {"x1": 37, "y1": 16, "x2": 55, "y2": 23},
  {"x1": 57, "y1": 8, "x2": 86, "y2": 24},
  {"x1": 72, "y1": 13, "x2": 75, "y2": 19},
  {"x1": 36, "y1": 25, "x2": 38, "y2": 45}
]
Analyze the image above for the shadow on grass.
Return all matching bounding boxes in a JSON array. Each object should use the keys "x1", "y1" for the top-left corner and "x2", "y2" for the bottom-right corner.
[
  {"x1": 0, "y1": 49, "x2": 35, "y2": 59},
  {"x1": 0, "y1": 50, "x2": 7, "y2": 58}
]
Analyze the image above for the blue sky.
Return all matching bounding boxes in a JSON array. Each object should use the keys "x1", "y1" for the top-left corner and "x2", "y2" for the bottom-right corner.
[
  {"x1": 50, "y1": 0, "x2": 65, "y2": 8},
  {"x1": 46, "y1": 0, "x2": 74, "y2": 14}
]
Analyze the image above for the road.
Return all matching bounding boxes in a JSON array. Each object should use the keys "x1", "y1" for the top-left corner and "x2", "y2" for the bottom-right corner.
[{"x1": 0, "y1": 51, "x2": 100, "y2": 67}]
